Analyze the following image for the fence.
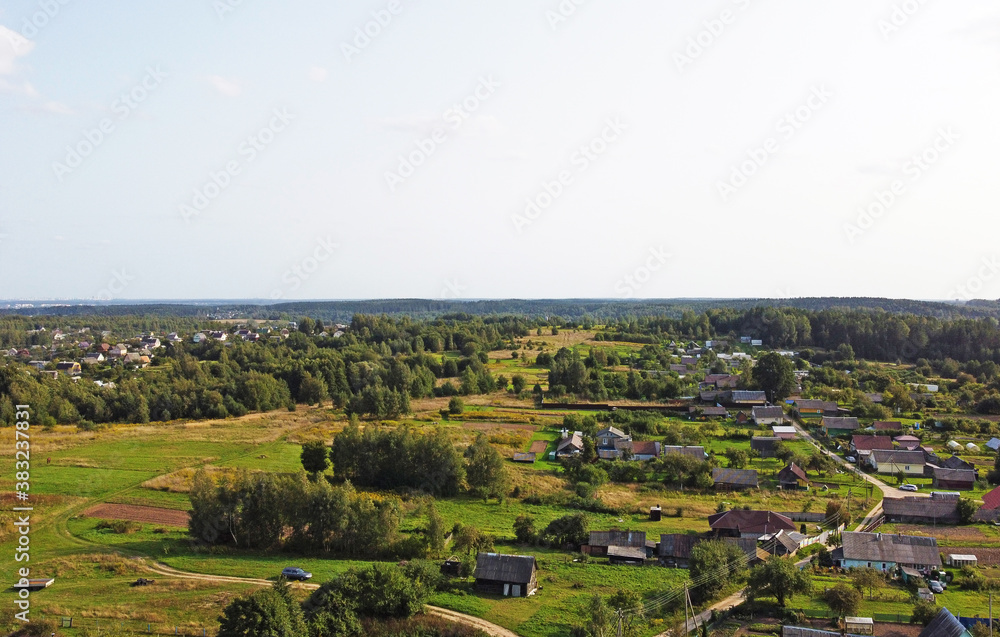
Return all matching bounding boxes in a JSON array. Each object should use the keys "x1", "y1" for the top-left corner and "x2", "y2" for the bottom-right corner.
[
  {"x1": 790, "y1": 609, "x2": 913, "y2": 623},
  {"x1": 42, "y1": 614, "x2": 216, "y2": 636}
]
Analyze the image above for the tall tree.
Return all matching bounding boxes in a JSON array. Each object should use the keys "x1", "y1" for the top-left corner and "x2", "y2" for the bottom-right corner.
[
  {"x1": 218, "y1": 581, "x2": 307, "y2": 637},
  {"x1": 300, "y1": 440, "x2": 330, "y2": 476},
  {"x1": 751, "y1": 352, "x2": 797, "y2": 403},
  {"x1": 465, "y1": 434, "x2": 510, "y2": 502},
  {"x1": 744, "y1": 556, "x2": 812, "y2": 607},
  {"x1": 689, "y1": 540, "x2": 748, "y2": 602}
]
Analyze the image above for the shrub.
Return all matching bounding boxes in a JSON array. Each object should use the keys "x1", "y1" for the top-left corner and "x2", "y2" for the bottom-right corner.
[{"x1": 96, "y1": 520, "x2": 142, "y2": 534}]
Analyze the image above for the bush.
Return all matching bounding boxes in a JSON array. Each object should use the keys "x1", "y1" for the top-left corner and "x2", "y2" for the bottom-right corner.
[
  {"x1": 96, "y1": 519, "x2": 142, "y2": 534},
  {"x1": 747, "y1": 624, "x2": 781, "y2": 635}
]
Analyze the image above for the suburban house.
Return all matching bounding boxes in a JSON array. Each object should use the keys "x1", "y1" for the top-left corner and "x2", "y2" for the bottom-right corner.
[
  {"x1": 751, "y1": 406, "x2": 785, "y2": 425},
  {"x1": 473, "y1": 553, "x2": 538, "y2": 598},
  {"x1": 882, "y1": 492, "x2": 960, "y2": 525},
  {"x1": 707, "y1": 510, "x2": 795, "y2": 539},
  {"x1": 868, "y1": 449, "x2": 925, "y2": 475},
  {"x1": 771, "y1": 426, "x2": 797, "y2": 440},
  {"x1": 777, "y1": 463, "x2": 810, "y2": 490},
  {"x1": 583, "y1": 530, "x2": 649, "y2": 558},
  {"x1": 931, "y1": 467, "x2": 976, "y2": 490},
  {"x1": 140, "y1": 337, "x2": 161, "y2": 349},
  {"x1": 596, "y1": 427, "x2": 630, "y2": 451},
  {"x1": 835, "y1": 531, "x2": 941, "y2": 573},
  {"x1": 918, "y1": 608, "x2": 972, "y2": 637},
  {"x1": 751, "y1": 436, "x2": 780, "y2": 458},
  {"x1": 658, "y1": 535, "x2": 762, "y2": 568},
  {"x1": 822, "y1": 417, "x2": 860, "y2": 436},
  {"x1": 555, "y1": 433, "x2": 584, "y2": 458},
  {"x1": 794, "y1": 399, "x2": 840, "y2": 417},
  {"x1": 712, "y1": 468, "x2": 759, "y2": 491},
  {"x1": 874, "y1": 421, "x2": 903, "y2": 433},
  {"x1": 55, "y1": 361, "x2": 82, "y2": 375},
  {"x1": 894, "y1": 435, "x2": 921, "y2": 450}
]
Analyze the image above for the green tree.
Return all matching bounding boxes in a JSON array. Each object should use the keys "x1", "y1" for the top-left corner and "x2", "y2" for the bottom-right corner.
[
  {"x1": 724, "y1": 448, "x2": 749, "y2": 469},
  {"x1": 583, "y1": 593, "x2": 613, "y2": 637},
  {"x1": 608, "y1": 589, "x2": 644, "y2": 637},
  {"x1": 744, "y1": 556, "x2": 812, "y2": 607},
  {"x1": 448, "y1": 396, "x2": 464, "y2": 415},
  {"x1": 542, "y1": 513, "x2": 588, "y2": 548},
  {"x1": 511, "y1": 374, "x2": 527, "y2": 394},
  {"x1": 300, "y1": 440, "x2": 330, "y2": 476},
  {"x1": 910, "y1": 600, "x2": 940, "y2": 626},
  {"x1": 453, "y1": 524, "x2": 494, "y2": 555},
  {"x1": 425, "y1": 502, "x2": 446, "y2": 553},
  {"x1": 513, "y1": 514, "x2": 537, "y2": 545},
  {"x1": 848, "y1": 567, "x2": 884, "y2": 600},
  {"x1": 957, "y1": 497, "x2": 979, "y2": 524},
  {"x1": 751, "y1": 352, "x2": 797, "y2": 403},
  {"x1": 218, "y1": 581, "x2": 307, "y2": 637},
  {"x1": 689, "y1": 540, "x2": 748, "y2": 602},
  {"x1": 465, "y1": 434, "x2": 510, "y2": 502},
  {"x1": 824, "y1": 583, "x2": 862, "y2": 617}
]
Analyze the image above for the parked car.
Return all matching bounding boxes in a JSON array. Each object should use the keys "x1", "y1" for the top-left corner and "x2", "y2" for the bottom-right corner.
[
  {"x1": 929, "y1": 581, "x2": 945, "y2": 594},
  {"x1": 846, "y1": 456, "x2": 857, "y2": 464},
  {"x1": 899, "y1": 484, "x2": 918, "y2": 492},
  {"x1": 280, "y1": 567, "x2": 312, "y2": 581}
]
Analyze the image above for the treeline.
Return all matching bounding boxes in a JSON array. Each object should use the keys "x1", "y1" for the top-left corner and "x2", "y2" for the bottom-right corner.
[{"x1": 189, "y1": 470, "x2": 423, "y2": 558}]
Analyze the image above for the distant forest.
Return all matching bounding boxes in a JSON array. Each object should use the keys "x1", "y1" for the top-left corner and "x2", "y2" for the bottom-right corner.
[{"x1": 4, "y1": 296, "x2": 1000, "y2": 322}]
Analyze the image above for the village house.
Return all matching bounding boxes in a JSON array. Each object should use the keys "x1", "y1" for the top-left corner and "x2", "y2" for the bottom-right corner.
[
  {"x1": 850, "y1": 435, "x2": 894, "y2": 453},
  {"x1": 873, "y1": 421, "x2": 902, "y2": 433},
  {"x1": 595, "y1": 427, "x2": 630, "y2": 452},
  {"x1": 771, "y1": 426, "x2": 797, "y2": 440},
  {"x1": 931, "y1": 467, "x2": 976, "y2": 490},
  {"x1": 893, "y1": 435, "x2": 921, "y2": 450},
  {"x1": 834, "y1": 531, "x2": 940, "y2": 574},
  {"x1": 555, "y1": 432, "x2": 584, "y2": 458},
  {"x1": 658, "y1": 535, "x2": 762, "y2": 568},
  {"x1": 724, "y1": 390, "x2": 767, "y2": 407},
  {"x1": 473, "y1": 553, "x2": 538, "y2": 598},
  {"x1": 583, "y1": 530, "x2": 649, "y2": 558},
  {"x1": 751, "y1": 436, "x2": 780, "y2": 459},
  {"x1": 707, "y1": 510, "x2": 795, "y2": 539},
  {"x1": 822, "y1": 417, "x2": 860, "y2": 436},
  {"x1": 55, "y1": 361, "x2": 82, "y2": 375},
  {"x1": 777, "y1": 463, "x2": 809, "y2": 490},
  {"x1": 629, "y1": 440, "x2": 660, "y2": 461},
  {"x1": 794, "y1": 399, "x2": 840, "y2": 417},
  {"x1": 712, "y1": 468, "x2": 759, "y2": 491},
  {"x1": 868, "y1": 449, "x2": 925, "y2": 475},
  {"x1": 918, "y1": 608, "x2": 972, "y2": 637},
  {"x1": 751, "y1": 406, "x2": 785, "y2": 425},
  {"x1": 882, "y1": 492, "x2": 960, "y2": 525}
]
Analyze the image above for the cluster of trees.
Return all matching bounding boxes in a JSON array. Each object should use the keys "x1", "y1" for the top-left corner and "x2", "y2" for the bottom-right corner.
[
  {"x1": 512, "y1": 513, "x2": 589, "y2": 549},
  {"x1": 189, "y1": 469, "x2": 425, "y2": 558},
  {"x1": 327, "y1": 424, "x2": 509, "y2": 501}
]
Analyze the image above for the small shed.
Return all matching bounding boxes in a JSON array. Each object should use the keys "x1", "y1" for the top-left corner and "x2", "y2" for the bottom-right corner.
[
  {"x1": 607, "y1": 545, "x2": 646, "y2": 566},
  {"x1": 473, "y1": 553, "x2": 538, "y2": 598},
  {"x1": 845, "y1": 617, "x2": 874, "y2": 635},
  {"x1": 512, "y1": 452, "x2": 536, "y2": 463},
  {"x1": 917, "y1": 587, "x2": 935, "y2": 602},
  {"x1": 947, "y1": 554, "x2": 978, "y2": 567},
  {"x1": 440, "y1": 557, "x2": 462, "y2": 576},
  {"x1": 649, "y1": 505, "x2": 662, "y2": 521}
]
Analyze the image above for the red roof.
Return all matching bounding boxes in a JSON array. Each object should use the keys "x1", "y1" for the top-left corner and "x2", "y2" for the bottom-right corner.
[
  {"x1": 852, "y1": 435, "x2": 894, "y2": 451},
  {"x1": 707, "y1": 510, "x2": 795, "y2": 535},
  {"x1": 983, "y1": 485, "x2": 1000, "y2": 510},
  {"x1": 631, "y1": 441, "x2": 659, "y2": 456}
]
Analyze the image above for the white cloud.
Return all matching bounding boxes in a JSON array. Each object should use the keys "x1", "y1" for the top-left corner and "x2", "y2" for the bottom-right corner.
[
  {"x1": 308, "y1": 66, "x2": 328, "y2": 82},
  {"x1": 207, "y1": 75, "x2": 242, "y2": 97},
  {"x1": 0, "y1": 77, "x2": 39, "y2": 97},
  {"x1": 0, "y1": 24, "x2": 34, "y2": 75}
]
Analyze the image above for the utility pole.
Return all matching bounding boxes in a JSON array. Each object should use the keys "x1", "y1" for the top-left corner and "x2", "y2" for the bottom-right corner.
[
  {"x1": 683, "y1": 584, "x2": 690, "y2": 636},
  {"x1": 990, "y1": 590, "x2": 993, "y2": 637},
  {"x1": 616, "y1": 608, "x2": 624, "y2": 637},
  {"x1": 847, "y1": 489, "x2": 852, "y2": 527}
]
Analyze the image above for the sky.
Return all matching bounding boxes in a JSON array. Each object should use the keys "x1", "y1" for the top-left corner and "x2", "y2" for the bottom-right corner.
[{"x1": 1, "y1": 0, "x2": 999, "y2": 302}]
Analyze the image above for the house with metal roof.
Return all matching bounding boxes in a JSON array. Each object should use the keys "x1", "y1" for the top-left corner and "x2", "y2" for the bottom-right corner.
[
  {"x1": 707, "y1": 510, "x2": 795, "y2": 539},
  {"x1": 777, "y1": 463, "x2": 809, "y2": 490},
  {"x1": 822, "y1": 417, "x2": 860, "y2": 435},
  {"x1": 883, "y1": 492, "x2": 960, "y2": 524},
  {"x1": 931, "y1": 466, "x2": 975, "y2": 490},
  {"x1": 712, "y1": 467, "x2": 759, "y2": 491},
  {"x1": 585, "y1": 530, "x2": 647, "y2": 558},
  {"x1": 555, "y1": 432, "x2": 584, "y2": 457},
  {"x1": 850, "y1": 435, "x2": 894, "y2": 452},
  {"x1": 794, "y1": 399, "x2": 839, "y2": 417},
  {"x1": 918, "y1": 607, "x2": 972, "y2": 637},
  {"x1": 868, "y1": 449, "x2": 925, "y2": 475},
  {"x1": 835, "y1": 531, "x2": 941, "y2": 573},
  {"x1": 473, "y1": 553, "x2": 538, "y2": 597},
  {"x1": 751, "y1": 406, "x2": 785, "y2": 425},
  {"x1": 659, "y1": 534, "x2": 763, "y2": 568}
]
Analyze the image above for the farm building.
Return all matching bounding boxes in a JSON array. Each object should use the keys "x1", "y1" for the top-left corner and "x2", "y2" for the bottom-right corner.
[
  {"x1": 629, "y1": 440, "x2": 660, "y2": 461},
  {"x1": 777, "y1": 463, "x2": 809, "y2": 490},
  {"x1": 735, "y1": 411, "x2": 749, "y2": 424},
  {"x1": 712, "y1": 467, "x2": 759, "y2": 491},
  {"x1": 873, "y1": 421, "x2": 902, "y2": 432},
  {"x1": 691, "y1": 406, "x2": 728, "y2": 419},
  {"x1": 931, "y1": 467, "x2": 975, "y2": 490},
  {"x1": 473, "y1": 553, "x2": 538, "y2": 597},
  {"x1": 821, "y1": 417, "x2": 860, "y2": 435},
  {"x1": 555, "y1": 433, "x2": 584, "y2": 457},
  {"x1": 794, "y1": 399, "x2": 839, "y2": 417},
  {"x1": 658, "y1": 534, "x2": 762, "y2": 568},
  {"x1": 512, "y1": 452, "x2": 536, "y2": 463},
  {"x1": 751, "y1": 436, "x2": 780, "y2": 458},
  {"x1": 918, "y1": 607, "x2": 972, "y2": 637},
  {"x1": 708, "y1": 510, "x2": 795, "y2": 539},
  {"x1": 759, "y1": 530, "x2": 800, "y2": 557},
  {"x1": 751, "y1": 406, "x2": 785, "y2": 425},
  {"x1": 771, "y1": 426, "x2": 797, "y2": 440},
  {"x1": 939, "y1": 455, "x2": 976, "y2": 472},
  {"x1": 844, "y1": 618, "x2": 874, "y2": 635},
  {"x1": 724, "y1": 390, "x2": 767, "y2": 407},
  {"x1": 584, "y1": 530, "x2": 648, "y2": 557},
  {"x1": 894, "y1": 435, "x2": 921, "y2": 450},
  {"x1": 868, "y1": 449, "x2": 925, "y2": 475},
  {"x1": 607, "y1": 545, "x2": 647, "y2": 566},
  {"x1": 982, "y1": 485, "x2": 1000, "y2": 510},
  {"x1": 835, "y1": 531, "x2": 940, "y2": 572},
  {"x1": 947, "y1": 554, "x2": 978, "y2": 567},
  {"x1": 947, "y1": 440, "x2": 962, "y2": 452},
  {"x1": 882, "y1": 492, "x2": 960, "y2": 525},
  {"x1": 661, "y1": 446, "x2": 705, "y2": 460}
]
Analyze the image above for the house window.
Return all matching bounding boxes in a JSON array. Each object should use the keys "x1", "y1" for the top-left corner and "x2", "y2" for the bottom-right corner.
[
  {"x1": 904, "y1": 466, "x2": 910, "y2": 471},
  {"x1": 867, "y1": 562, "x2": 871, "y2": 567},
  {"x1": 602, "y1": 439, "x2": 608, "y2": 445}
]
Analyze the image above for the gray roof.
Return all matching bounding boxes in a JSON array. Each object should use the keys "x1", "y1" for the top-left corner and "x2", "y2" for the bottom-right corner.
[
  {"x1": 588, "y1": 530, "x2": 646, "y2": 548},
  {"x1": 871, "y1": 449, "x2": 925, "y2": 466},
  {"x1": 712, "y1": 467, "x2": 759, "y2": 487},
  {"x1": 940, "y1": 455, "x2": 975, "y2": 471},
  {"x1": 752, "y1": 406, "x2": 785, "y2": 419},
  {"x1": 607, "y1": 545, "x2": 646, "y2": 560},
  {"x1": 796, "y1": 399, "x2": 839, "y2": 411},
  {"x1": 883, "y1": 494, "x2": 959, "y2": 521},
  {"x1": 556, "y1": 433, "x2": 583, "y2": 453},
  {"x1": 918, "y1": 607, "x2": 968, "y2": 637},
  {"x1": 474, "y1": 553, "x2": 536, "y2": 583},
  {"x1": 840, "y1": 532, "x2": 941, "y2": 567},
  {"x1": 932, "y1": 466, "x2": 975, "y2": 483},
  {"x1": 822, "y1": 417, "x2": 860, "y2": 430},
  {"x1": 596, "y1": 426, "x2": 627, "y2": 439},
  {"x1": 730, "y1": 390, "x2": 766, "y2": 403},
  {"x1": 661, "y1": 446, "x2": 705, "y2": 460},
  {"x1": 658, "y1": 535, "x2": 757, "y2": 561}
]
